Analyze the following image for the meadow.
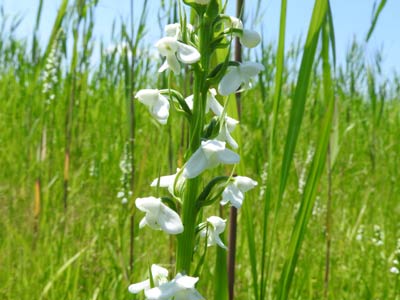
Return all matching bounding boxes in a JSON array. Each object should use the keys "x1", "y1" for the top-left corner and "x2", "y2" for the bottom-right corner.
[{"x1": 0, "y1": 0, "x2": 399, "y2": 299}]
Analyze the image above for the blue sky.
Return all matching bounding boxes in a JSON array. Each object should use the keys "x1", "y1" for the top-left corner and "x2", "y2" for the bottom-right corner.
[{"x1": 2, "y1": 0, "x2": 400, "y2": 75}]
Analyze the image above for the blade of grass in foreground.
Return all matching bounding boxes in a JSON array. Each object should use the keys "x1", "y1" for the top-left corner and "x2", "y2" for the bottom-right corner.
[
  {"x1": 277, "y1": 6, "x2": 335, "y2": 299},
  {"x1": 259, "y1": 0, "x2": 287, "y2": 299},
  {"x1": 365, "y1": 0, "x2": 387, "y2": 42}
]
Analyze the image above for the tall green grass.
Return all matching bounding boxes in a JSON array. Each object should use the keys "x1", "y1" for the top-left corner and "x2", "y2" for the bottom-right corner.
[{"x1": 0, "y1": 1, "x2": 399, "y2": 299}]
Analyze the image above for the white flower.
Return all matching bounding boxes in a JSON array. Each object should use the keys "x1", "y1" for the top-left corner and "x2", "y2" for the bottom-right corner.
[
  {"x1": 182, "y1": 140, "x2": 240, "y2": 179},
  {"x1": 200, "y1": 216, "x2": 227, "y2": 249},
  {"x1": 221, "y1": 176, "x2": 258, "y2": 209},
  {"x1": 135, "y1": 197, "x2": 183, "y2": 234},
  {"x1": 135, "y1": 89, "x2": 170, "y2": 124},
  {"x1": 226, "y1": 17, "x2": 261, "y2": 48},
  {"x1": 218, "y1": 62, "x2": 264, "y2": 96},
  {"x1": 184, "y1": 88, "x2": 223, "y2": 116},
  {"x1": 216, "y1": 116, "x2": 239, "y2": 149},
  {"x1": 150, "y1": 169, "x2": 183, "y2": 196},
  {"x1": 390, "y1": 266, "x2": 399, "y2": 274},
  {"x1": 156, "y1": 37, "x2": 200, "y2": 74},
  {"x1": 128, "y1": 264, "x2": 169, "y2": 294},
  {"x1": 145, "y1": 273, "x2": 204, "y2": 300},
  {"x1": 165, "y1": 23, "x2": 194, "y2": 39}
]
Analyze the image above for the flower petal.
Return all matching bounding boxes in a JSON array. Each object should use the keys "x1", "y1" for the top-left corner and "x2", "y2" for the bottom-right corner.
[
  {"x1": 128, "y1": 279, "x2": 150, "y2": 294},
  {"x1": 207, "y1": 89, "x2": 224, "y2": 116},
  {"x1": 182, "y1": 148, "x2": 208, "y2": 178},
  {"x1": 216, "y1": 148, "x2": 240, "y2": 164},
  {"x1": 151, "y1": 174, "x2": 176, "y2": 188},
  {"x1": 158, "y1": 203, "x2": 184, "y2": 234},
  {"x1": 240, "y1": 62, "x2": 265, "y2": 77},
  {"x1": 240, "y1": 29, "x2": 261, "y2": 48},
  {"x1": 218, "y1": 68, "x2": 242, "y2": 96},
  {"x1": 166, "y1": 54, "x2": 181, "y2": 74},
  {"x1": 175, "y1": 274, "x2": 199, "y2": 289},
  {"x1": 222, "y1": 184, "x2": 244, "y2": 208},
  {"x1": 177, "y1": 42, "x2": 200, "y2": 64},
  {"x1": 235, "y1": 176, "x2": 258, "y2": 192}
]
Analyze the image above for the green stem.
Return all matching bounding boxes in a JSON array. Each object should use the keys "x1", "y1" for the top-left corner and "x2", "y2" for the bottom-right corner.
[{"x1": 176, "y1": 13, "x2": 211, "y2": 275}]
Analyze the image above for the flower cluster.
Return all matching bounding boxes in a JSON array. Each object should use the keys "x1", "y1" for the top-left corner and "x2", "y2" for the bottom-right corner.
[{"x1": 129, "y1": 2, "x2": 262, "y2": 298}]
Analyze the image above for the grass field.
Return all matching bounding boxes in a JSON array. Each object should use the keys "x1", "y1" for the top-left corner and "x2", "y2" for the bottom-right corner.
[{"x1": 0, "y1": 0, "x2": 399, "y2": 299}]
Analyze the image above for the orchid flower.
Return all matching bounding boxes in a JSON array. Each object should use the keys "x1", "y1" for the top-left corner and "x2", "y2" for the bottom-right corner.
[
  {"x1": 165, "y1": 23, "x2": 194, "y2": 39},
  {"x1": 200, "y1": 216, "x2": 227, "y2": 249},
  {"x1": 218, "y1": 62, "x2": 265, "y2": 96},
  {"x1": 184, "y1": 88, "x2": 223, "y2": 116},
  {"x1": 216, "y1": 116, "x2": 239, "y2": 149},
  {"x1": 135, "y1": 89, "x2": 170, "y2": 124},
  {"x1": 221, "y1": 176, "x2": 258, "y2": 208},
  {"x1": 145, "y1": 273, "x2": 204, "y2": 300},
  {"x1": 128, "y1": 264, "x2": 169, "y2": 294},
  {"x1": 150, "y1": 169, "x2": 183, "y2": 196},
  {"x1": 227, "y1": 16, "x2": 261, "y2": 48},
  {"x1": 135, "y1": 197, "x2": 184, "y2": 234},
  {"x1": 156, "y1": 37, "x2": 200, "y2": 74},
  {"x1": 182, "y1": 140, "x2": 240, "y2": 179}
]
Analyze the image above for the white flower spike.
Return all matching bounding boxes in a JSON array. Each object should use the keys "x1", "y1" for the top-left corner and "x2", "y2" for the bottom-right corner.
[
  {"x1": 200, "y1": 216, "x2": 227, "y2": 249},
  {"x1": 221, "y1": 176, "x2": 258, "y2": 209},
  {"x1": 135, "y1": 196, "x2": 184, "y2": 234},
  {"x1": 135, "y1": 89, "x2": 170, "y2": 124},
  {"x1": 182, "y1": 140, "x2": 240, "y2": 179},
  {"x1": 128, "y1": 264, "x2": 169, "y2": 294},
  {"x1": 218, "y1": 62, "x2": 265, "y2": 96},
  {"x1": 156, "y1": 37, "x2": 200, "y2": 74},
  {"x1": 145, "y1": 273, "x2": 204, "y2": 300}
]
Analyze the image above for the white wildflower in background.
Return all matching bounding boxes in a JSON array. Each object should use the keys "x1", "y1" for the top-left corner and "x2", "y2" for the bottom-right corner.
[
  {"x1": 390, "y1": 266, "x2": 399, "y2": 275},
  {"x1": 200, "y1": 216, "x2": 227, "y2": 249},
  {"x1": 135, "y1": 89, "x2": 170, "y2": 124},
  {"x1": 145, "y1": 273, "x2": 204, "y2": 300},
  {"x1": 218, "y1": 61, "x2": 264, "y2": 96},
  {"x1": 129, "y1": 264, "x2": 169, "y2": 294},
  {"x1": 372, "y1": 224, "x2": 384, "y2": 246},
  {"x1": 42, "y1": 40, "x2": 60, "y2": 105},
  {"x1": 356, "y1": 225, "x2": 365, "y2": 241},
  {"x1": 156, "y1": 37, "x2": 200, "y2": 74},
  {"x1": 135, "y1": 197, "x2": 184, "y2": 234},
  {"x1": 258, "y1": 162, "x2": 268, "y2": 199},
  {"x1": 298, "y1": 145, "x2": 315, "y2": 195},
  {"x1": 182, "y1": 140, "x2": 240, "y2": 178},
  {"x1": 221, "y1": 176, "x2": 258, "y2": 209}
]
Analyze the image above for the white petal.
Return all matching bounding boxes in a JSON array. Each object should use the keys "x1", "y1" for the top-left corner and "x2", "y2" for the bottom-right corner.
[
  {"x1": 222, "y1": 184, "x2": 244, "y2": 208},
  {"x1": 207, "y1": 90, "x2": 224, "y2": 116},
  {"x1": 151, "y1": 96, "x2": 170, "y2": 125},
  {"x1": 151, "y1": 264, "x2": 169, "y2": 286},
  {"x1": 165, "y1": 23, "x2": 181, "y2": 38},
  {"x1": 240, "y1": 29, "x2": 261, "y2": 48},
  {"x1": 235, "y1": 176, "x2": 258, "y2": 192},
  {"x1": 214, "y1": 235, "x2": 228, "y2": 249},
  {"x1": 158, "y1": 203, "x2": 184, "y2": 234},
  {"x1": 182, "y1": 148, "x2": 208, "y2": 179},
  {"x1": 166, "y1": 54, "x2": 181, "y2": 74},
  {"x1": 145, "y1": 282, "x2": 179, "y2": 299},
  {"x1": 229, "y1": 17, "x2": 243, "y2": 29},
  {"x1": 139, "y1": 217, "x2": 148, "y2": 229},
  {"x1": 135, "y1": 197, "x2": 161, "y2": 213},
  {"x1": 239, "y1": 62, "x2": 265, "y2": 77},
  {"x1": 177, "y1": 42, "x2": 200, "y2": 64},
  {"x1": 128, "y1": 279, "x2": 150, "y2": 294},
  {"x1": 216, "y1": 148, "x2": 240, "y2": 165},
  {"x1": 175, "y1": 274, "x2": 199, "y2": 289},
  {"x1": 185, "y1": 95, "x2": 194, "y2": 110},
  {"x1": 156, "y1": 36, "x2": 178, "y2": 56},
  {"x1": 201, "y1": 140, "x2": 226, "y2": 157},
  {"x1": 158, "y1": 60, "x2": 169, "y2": 73},
  {"x1": 151, "y1": 174, "x2": 176, "y2": 188},
  {"x1": 218, "y1": 68, "x2": 242, "y2": 96},
  {"x1": 207, "y1": 216, "x2": 226, "y2": 234},
  {"x1": 135, "y1": 89, "x2": 159, "y2": 106}
]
